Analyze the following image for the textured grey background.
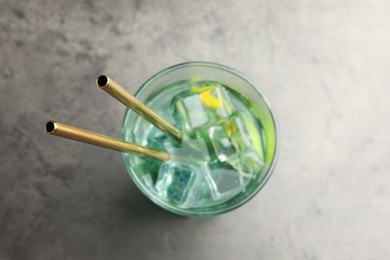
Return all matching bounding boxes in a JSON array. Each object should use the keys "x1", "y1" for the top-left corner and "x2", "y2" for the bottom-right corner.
[{"x1": 1, "y1": 0, "x2": 389, "y2": 259}]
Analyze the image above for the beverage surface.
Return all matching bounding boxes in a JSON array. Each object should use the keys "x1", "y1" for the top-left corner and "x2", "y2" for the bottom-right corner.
[{"x1": 125, "y1": 79, "x2": 267, "y2": 209}]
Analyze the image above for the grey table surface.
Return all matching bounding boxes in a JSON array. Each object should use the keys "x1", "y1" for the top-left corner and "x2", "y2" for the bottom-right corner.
[{"x1": 1, "y1": 0, "x2": 389, "y2": 259}]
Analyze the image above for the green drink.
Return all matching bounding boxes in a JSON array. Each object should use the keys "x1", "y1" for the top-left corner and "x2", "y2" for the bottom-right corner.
[{"x1": 122, "y1": 62, "x2": 278, "y2": 217}]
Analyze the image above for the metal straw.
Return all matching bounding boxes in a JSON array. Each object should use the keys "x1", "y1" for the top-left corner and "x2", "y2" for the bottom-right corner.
[
  {"x1": 96, "y1": 75, "x2": 183, "y2": 142},
  {"x1": 45, "y1": 121, "x2": 170, "y2": 161}
]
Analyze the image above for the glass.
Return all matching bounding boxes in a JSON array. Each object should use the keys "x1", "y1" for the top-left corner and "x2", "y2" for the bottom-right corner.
[{"x1": 121, "y1": 62, "x2": 278, "y2": 217}]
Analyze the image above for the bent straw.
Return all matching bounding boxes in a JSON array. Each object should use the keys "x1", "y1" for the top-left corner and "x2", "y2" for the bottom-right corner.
[
  {"x1": 45, "y1": 121, "x2": 170, "y2": 161},
  {"x1": 96, "y1": 75, "x2": 183, "y2": 142}
]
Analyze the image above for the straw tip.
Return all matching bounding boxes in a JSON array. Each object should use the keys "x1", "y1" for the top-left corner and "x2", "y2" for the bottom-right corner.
[
  {"x1": 96, "y1": 75, "x2": 109, "y2": 88},
  {"x1": 45, "y1": 121, "x2": 57, "y2": 134}
]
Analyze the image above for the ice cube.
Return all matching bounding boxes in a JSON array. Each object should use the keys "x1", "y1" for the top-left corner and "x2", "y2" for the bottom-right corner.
[
  {"x1": 202, "y1": 150, "x2": 264, "y2": 200},
  {"x1": 204, "y1": 161, "x2": 248, "y2": 199},
  {"x1": 205, "y1": 112, "x2": 252, "y2": 163},
  {"x1": 227, "y1": 149, "x2": 264, "y2": 180},
  {"x1": 171, "y1": 83, "x2": 234, "y2": 134},
  {"x1": 199, "y1": 111, "x2": 263, "y2": 198},
  {"x1": 229, "y1": 112, "x2": 252, "y2": 149},
  {"x1": 238, "y1": 149, "x2": 265, "y2": 177},
  {"x1": 178, "y1": 162, "x2": 217, "y2": 207},
  {"x1": 208, "y1": 124, "x2": 236, "y2": 162},
  {"x1": 154, "y1": 162, "x2": 198, "y2": 205},
  {"x1": 170, "y1": 137, "x2": 210, "y2": 164},
  {"x1": 188, "y1": 177, "x2": 214, "y2": 207}
]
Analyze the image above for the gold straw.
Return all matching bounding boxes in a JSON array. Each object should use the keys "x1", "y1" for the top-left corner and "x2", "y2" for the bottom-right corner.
[
  {"x1": 45, "y1": 121, "x2": 170, "y2": 161},
  {"x1": 96, "y1": 75, "x2": 183, "y2": 142}
]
